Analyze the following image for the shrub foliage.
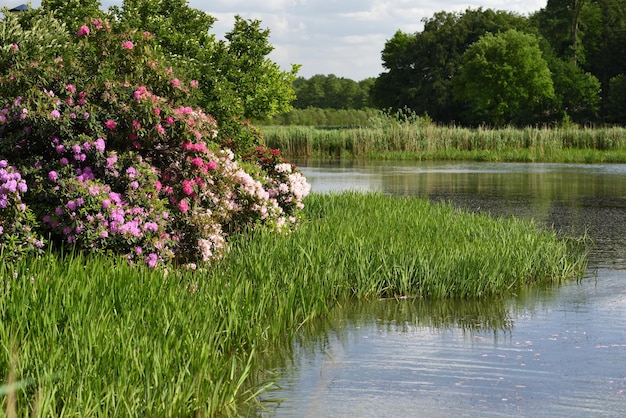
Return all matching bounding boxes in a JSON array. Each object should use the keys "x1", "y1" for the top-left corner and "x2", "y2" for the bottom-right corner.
[{"x1": 0, "y1": 12, "x2": 310, "y2": 266}]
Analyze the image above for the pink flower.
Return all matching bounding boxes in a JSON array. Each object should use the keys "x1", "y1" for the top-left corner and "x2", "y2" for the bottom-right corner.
[
  {"x1": 122, "y1": 41, "x2": 134, "y2": 50},
  {"x1": 105, "y1": 119, "x2": 116, "y2": 130},
  {"x1": 77, "y1": 25, "x2": 90, "y2": 37},
  {"x1": 50, "y1": 110, "x2": 61, "y2": 119},
  {"x1": 156, "y1": 124, "x2": 165, "y2": 135},
  {"x1": 165, "y1": 116, "x2": 175, "y2": 125},
  {"x1": 191, "y1": 157, "x2": 204, "y2": 168},
  {"x1": 171, "y1": 78, "x2": 181, "y2": 88},
  {"x1": 182, "y1": 180, "x2": 194, "y2": 196},
  {"x1": 66, "y1": 84, "x2": 76, "y2": 94},
  {"x1": 190, "y1": 80, "x2": 199, "y2": 88},
  {"x1": 178, "y1": 199, "x2": 189, "y2": 213},
  {"x1": 48, "y1": 171, "x2": 58, "y2": 181},
  {"x1": 10, "y1": 44, "x2": 18, "y2": 52},
  {"x1": 207, "y1": 161, "x2": 218, "y2": 170}
]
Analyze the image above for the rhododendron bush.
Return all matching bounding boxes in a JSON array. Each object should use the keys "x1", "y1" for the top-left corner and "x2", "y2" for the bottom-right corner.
[{"x1": 0, "y1": 13, "x2": 310, "y2": 266}]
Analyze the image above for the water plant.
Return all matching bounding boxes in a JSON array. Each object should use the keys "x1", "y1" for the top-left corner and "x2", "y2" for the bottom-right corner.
[{"x1": 262, "y1": 124, "x2": 626, "y2": 162}]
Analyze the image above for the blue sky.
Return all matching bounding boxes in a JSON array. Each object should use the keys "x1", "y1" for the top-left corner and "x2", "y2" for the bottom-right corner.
[{"x1": 7, "y1": 1, "x2": 546, "y2": 80}]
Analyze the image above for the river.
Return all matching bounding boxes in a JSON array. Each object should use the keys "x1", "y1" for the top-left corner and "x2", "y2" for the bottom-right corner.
[{"x1": 259, "y1": 160, "x2": 626, "y2": 417}]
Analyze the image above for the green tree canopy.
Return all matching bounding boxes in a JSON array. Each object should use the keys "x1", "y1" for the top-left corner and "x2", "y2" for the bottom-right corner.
[
  {"x1": 371, "y1": 8, "x2": 529, "y2": 123},
  {"x1": 453, "y1": 29, "x2": 555, "y2": 126},
  {"x1": 20, "y1": 0, "x2": 300, "y2": 137},
  {"x1": 292, "y1": 74, "x2": 373, "y2": 109}
]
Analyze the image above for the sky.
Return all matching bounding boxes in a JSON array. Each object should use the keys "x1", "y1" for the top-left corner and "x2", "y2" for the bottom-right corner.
[{"x1": 7, "y1": 0, "x2": 547, "y2": 81}]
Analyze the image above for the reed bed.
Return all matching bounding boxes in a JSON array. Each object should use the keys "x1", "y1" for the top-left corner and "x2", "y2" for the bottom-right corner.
[
  {"x1": 262, "y1": 125, "x2": 626, "y2": 162},
  {"x1": 1, "y1": 193, "x2": 587, "y2": 416}
]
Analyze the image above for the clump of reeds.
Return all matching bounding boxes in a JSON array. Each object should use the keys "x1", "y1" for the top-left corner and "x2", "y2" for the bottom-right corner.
[{"x1": 262, "y1": 122, "x2": 626, "y2": 162}]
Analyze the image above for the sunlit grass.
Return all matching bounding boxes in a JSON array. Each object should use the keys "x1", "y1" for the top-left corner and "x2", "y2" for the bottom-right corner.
[{"x1": 1, "y1": 193, "x2": 588, "y2": 416}]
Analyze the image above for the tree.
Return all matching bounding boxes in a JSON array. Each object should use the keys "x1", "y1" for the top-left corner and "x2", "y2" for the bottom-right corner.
[
  {"x1": 534, "y1": 0, "x2": 588, "y2": 64},
  {"x1": 453, "y1": 30, "x2": 555, "y2": 126},
  {"x1": 533, "y1": 0, "x2": 626, "y2": 123},
  {"x1": 111, "y1": 2, "x2": 300, "y2": 127},
  {"x1": 606, "y1": 74, "x2": 626, "y2": 123},
  {"x1": 372, "y1": 8, "x2": 529, "y2": 123},
  {"x1": 41, "y1": 0, "x2": 105, "y2": 31},
  {"x1": 546, "y1": 54, "x2": 601, "y2": 122},
  {"x1": 293, "y1": 74, "x2": 373, "y2": 109}
]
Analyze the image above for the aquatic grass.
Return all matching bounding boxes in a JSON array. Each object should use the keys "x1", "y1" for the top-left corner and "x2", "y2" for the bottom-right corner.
[
  {"x1": 1, "y1": 193, "x2": 588, "y2": 416},
  {"x1": 224, "y1": 193, "x2": 587, "y2": 300},
  {"x1": 263, "y1": 125, "x2": 626, "y2": 162}
]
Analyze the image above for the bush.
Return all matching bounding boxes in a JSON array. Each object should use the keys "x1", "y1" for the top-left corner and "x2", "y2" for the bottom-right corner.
[{"x1": 0, "y1": 13, "x2": 310, "y2": 266}]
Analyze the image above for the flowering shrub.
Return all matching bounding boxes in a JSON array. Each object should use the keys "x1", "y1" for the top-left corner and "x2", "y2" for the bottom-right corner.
[
  {"x1": 0, "y1": 15, "x2": 310, "y2": 266},
  {"x1": 0, "y1": 160, "x2": 45, "y2": 260}
]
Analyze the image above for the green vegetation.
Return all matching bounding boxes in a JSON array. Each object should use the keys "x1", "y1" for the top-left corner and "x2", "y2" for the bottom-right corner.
[
  {"x1": 263, "y1": 123, "x2": 626, "y2": 162},
  {"x1": 0, "y1": 1, "x2": 595, "y2": 416},
  {"x1": 1, "y1": 193, "x2": 588, "y2": 415},
  {"x1": 258, "y1": 107, "x2": 382, "y2": 127},
  {"x1": 284, "y1": 4, "x2": 625, "y2": 127}
]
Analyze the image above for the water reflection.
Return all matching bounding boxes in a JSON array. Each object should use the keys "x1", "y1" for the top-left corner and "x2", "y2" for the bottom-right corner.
[{"x1": 259, "y1": 161, "x2": 626, "y2": 417}]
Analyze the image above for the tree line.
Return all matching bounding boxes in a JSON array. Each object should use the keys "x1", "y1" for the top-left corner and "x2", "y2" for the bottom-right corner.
[{"x1": 288, "y1": 1, "x2": 626, "y2": 127}]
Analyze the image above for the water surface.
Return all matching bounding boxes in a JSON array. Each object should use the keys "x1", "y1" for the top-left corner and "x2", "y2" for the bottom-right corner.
[{"x1": 260, "y1": 160, "x2": 626, "y2": 417}]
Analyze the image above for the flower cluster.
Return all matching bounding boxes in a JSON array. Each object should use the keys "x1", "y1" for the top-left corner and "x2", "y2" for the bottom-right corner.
[
  {"x1": 0, "y1": 161, "x2": 45, "y2": 260},
  {"x1": 0, "y1": 17, "x2": 310, "y2": 267}
]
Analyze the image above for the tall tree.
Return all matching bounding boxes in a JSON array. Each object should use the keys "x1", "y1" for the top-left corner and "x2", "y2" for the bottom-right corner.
[
  {"x1": 453, "y1": 30, "x2": 555, "y2": 126},
  {"x1": 110, "y1": 1, "x2": 299, "y2": 125},
  {"x1": 41, "y1": 0, "x2": 105, "y2": 30},
  {"x1": 293, "y1": 74, "x2": 372, "y2": 109},
  {"x1": 372, "y1": 8, "x2": 529, "y2": 123}
]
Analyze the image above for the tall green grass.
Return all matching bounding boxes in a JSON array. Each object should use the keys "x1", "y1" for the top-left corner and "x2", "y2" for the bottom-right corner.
[
  {"x1": 262, "y1": 125, "x2": 626, "y2": 162},
  {"x1": 1, "y1": 193, "x2": 588, "y2": 416}
]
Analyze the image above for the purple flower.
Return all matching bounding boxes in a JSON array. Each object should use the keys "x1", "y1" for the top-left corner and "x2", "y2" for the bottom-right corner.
[
  {"x1": 145, "y1": 253, "x2": 158, "y2": 268},
  {"x1": 48, "y1": 171, "x2": 58, "y2": 181},
  {"x1": 66, "y1": 200, "x2": 77, "y2": 211},
  {"x1": 94, "y1": 138, "x2": 105, "y2": 153},
  {"x1": 50, "y1": 110, "x2": 61, "y2": 119}
]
